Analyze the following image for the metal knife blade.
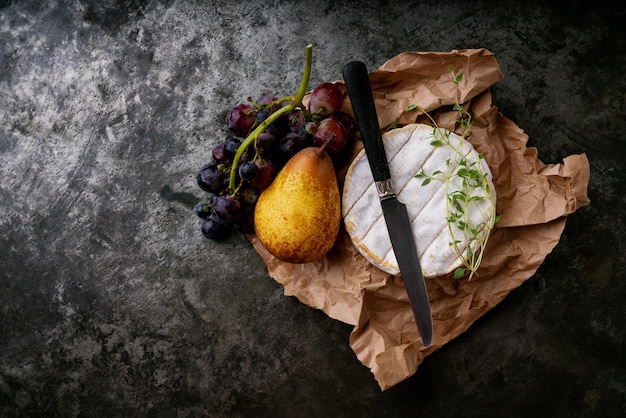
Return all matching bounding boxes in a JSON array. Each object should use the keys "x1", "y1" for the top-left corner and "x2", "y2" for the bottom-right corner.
[{"x1": 342, "y1": 60, "x2": 433, "y2": 347}]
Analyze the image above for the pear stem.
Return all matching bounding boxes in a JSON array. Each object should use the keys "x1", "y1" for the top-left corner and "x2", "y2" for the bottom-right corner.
[{"x1": 317, "y1": 134, "x2": 334, "y2": 156}]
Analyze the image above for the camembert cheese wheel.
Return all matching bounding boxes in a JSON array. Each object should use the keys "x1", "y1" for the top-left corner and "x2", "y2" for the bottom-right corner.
[{"x1": 342, "y1": 123, "x2": 496, "y2": 277}]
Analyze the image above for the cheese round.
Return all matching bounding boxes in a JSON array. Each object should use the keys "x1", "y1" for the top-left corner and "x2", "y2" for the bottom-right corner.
[{"x1": 342, "y1": 123, "x2": 496, "y2": 277}]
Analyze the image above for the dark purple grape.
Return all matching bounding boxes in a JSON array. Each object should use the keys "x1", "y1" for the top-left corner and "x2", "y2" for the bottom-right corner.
[
  {"x1": 255, "y1": 131, "x2": 277, "y2": 157},
  {"x1": 238, "y1": 186, "x2": 261, "y2": 208},
  {"x1": 201, "y1": 216, "x2": 231, "y2": 241},
  {"x1": 256, "y1": 108, "x2": 271, "y2": 123},
  {"x1": 280, "y1": 132, "x2": 312, "y2": 159},
  {"x1": 265, "y1": 114, "x2": 289, "y2": 137},
  {"x1": 197, "y1": 162, "x2": 226, "y2": 194},
  {"x1": 195, "y1": 200, "x2": 213, "y2": 219},
  {"x1": 299, "y1": 121, "x2": 318, "y2": 141},
  {"x1": 238, "y1": 146, "x2": 254, "y2": 163},
  {"x1": 286, "y1": 109, "x2": 306, "y2": 133},
  {"x1": 212, "y1": 195, "x2": 241, "y2": 226},
  {"x1": 223, "y1": 137, "x2": 241, "y2": 161},
  {"x1": 238, "y1": 160, "x2": 259, "y2": 182},
  {"x1": 249, "y1": 158, "x2": 276, "y2": 189},
  {"x1": 235, "y1": 186, "x2": 260, "y2": 234},
  {"x1": 226, "y1": 103, "x2": 257, "y2": 137}
]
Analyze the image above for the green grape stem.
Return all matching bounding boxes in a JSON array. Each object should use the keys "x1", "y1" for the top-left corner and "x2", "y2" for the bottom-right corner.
[{"x1": 228, "y1": 44, "x2": 313, "y2": 193}]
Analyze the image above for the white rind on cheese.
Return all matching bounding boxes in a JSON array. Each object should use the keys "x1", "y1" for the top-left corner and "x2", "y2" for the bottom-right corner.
[{"x1": 342, "y1": 123, "x2": 496, "y2": 277}]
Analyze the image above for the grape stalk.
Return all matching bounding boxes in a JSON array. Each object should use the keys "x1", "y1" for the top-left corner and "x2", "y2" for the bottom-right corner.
[{"x1": 195, "y1": 44, "x2": 358, "y2": 240}]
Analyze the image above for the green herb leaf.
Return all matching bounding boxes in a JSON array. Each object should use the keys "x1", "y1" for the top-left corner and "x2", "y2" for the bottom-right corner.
[
  {"x1": 388, "y1": 118, "x2": 399, "y2": 130},
  {"x1": 453, "y1": 268, "x2": 465, "y2": 279},
  {"x1": 410, "y1": 67, "x2": 499, "y2": 282},
  {"x1": 457, "y1": 167, "x2": 469, "y2": 178}
]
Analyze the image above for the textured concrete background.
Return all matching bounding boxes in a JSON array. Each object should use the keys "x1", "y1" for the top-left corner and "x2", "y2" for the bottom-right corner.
[{"x1": 1, "y1": 0, "x2": 624, "y2": 417}]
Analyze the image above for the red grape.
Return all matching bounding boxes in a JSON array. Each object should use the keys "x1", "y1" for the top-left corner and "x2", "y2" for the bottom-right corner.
[
  {"x1": 211, "y1": 142, "x2": 228, "y2": 163},
  {"x1": 226, "y1": 103, "x2": 257, "y2": 137},
  {"x1": 332, "y1": 111, "x2": 357, "y2": 140},
  {"x1": 313, "y1": 118, "x2": 347, "y2": 153},
  {"x1": 309, "y1": 82, "x2": 343, "y2": 116}
]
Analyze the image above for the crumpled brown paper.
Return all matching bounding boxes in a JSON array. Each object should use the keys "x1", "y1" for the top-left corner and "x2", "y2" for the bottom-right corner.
[{"x1": 248, "y1": 48, "x2": 591, "y2": 390}]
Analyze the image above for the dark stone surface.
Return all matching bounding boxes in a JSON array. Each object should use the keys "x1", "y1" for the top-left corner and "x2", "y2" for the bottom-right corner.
[{"x1": 1, "y1": 0, "x2": 624, "y2": 416}]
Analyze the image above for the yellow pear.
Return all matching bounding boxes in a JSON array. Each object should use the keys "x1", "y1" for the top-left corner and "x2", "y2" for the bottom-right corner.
[{"x1": 254, "y1": 146, "x2": 341, "y2": 263}]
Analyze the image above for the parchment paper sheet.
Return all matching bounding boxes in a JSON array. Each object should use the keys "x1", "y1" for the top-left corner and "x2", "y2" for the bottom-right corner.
[{"x1": 248, "y1": 49, "x2": 591, "y2": 390}]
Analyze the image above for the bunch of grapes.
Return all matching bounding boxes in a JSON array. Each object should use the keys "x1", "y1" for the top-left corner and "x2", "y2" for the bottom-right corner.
[{"x1": 195, "y1": 81, "x2": 358, "y2": 241}]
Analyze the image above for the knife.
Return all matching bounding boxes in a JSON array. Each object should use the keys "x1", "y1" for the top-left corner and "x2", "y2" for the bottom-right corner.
[{"x1": 342, "y1": 60, "x2": 433, "y2": 347}]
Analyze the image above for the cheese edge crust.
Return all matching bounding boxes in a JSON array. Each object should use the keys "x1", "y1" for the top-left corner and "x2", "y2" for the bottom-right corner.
[{"x1": 342, "y1": 123, "x2": 496, "y2": 277}]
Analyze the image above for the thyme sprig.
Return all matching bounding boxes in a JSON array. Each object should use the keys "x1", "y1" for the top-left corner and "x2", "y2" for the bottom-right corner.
[{"x1": 398, "y1": 66, "x2": 499, "y2": 280}]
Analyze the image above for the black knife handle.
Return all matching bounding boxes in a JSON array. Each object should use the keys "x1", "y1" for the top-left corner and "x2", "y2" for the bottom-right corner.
[{"x1": 342, "y1": 61, "x2": 391, "y2": 183}]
